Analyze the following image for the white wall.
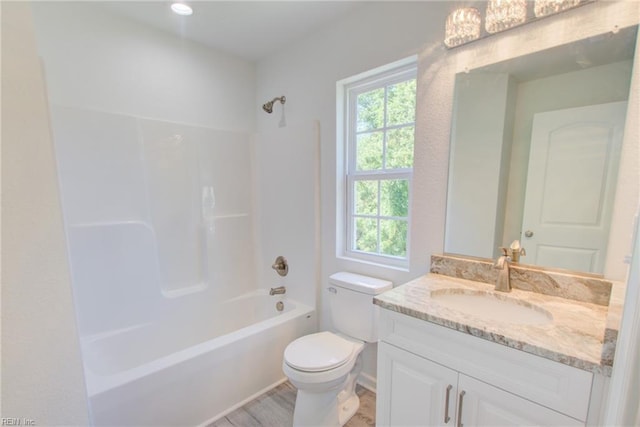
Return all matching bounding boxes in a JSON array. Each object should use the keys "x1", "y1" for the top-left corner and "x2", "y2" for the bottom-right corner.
[
  {"x1": 1, "y1": 3, "x2": 90, "y2": 423},
  {"x1": 31, "y1": 2, "x2": 255, "y2": 131},
  {"x1": 605, "y1": 209, "x2": 640, "y2": 426},
  {"x1": 255, "y1": 1, "x2": 454, "y2": 387}
]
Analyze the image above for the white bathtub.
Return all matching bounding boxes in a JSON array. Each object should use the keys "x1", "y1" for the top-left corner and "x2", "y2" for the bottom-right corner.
[{"x1": 83, "y1": 291, "x2": 315, "y2": 426}]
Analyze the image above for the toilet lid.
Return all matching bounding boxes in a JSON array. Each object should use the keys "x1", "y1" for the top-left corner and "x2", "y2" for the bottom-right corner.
[{"x1": 284, "y1": 332, "x2": 355, "y2": 372}]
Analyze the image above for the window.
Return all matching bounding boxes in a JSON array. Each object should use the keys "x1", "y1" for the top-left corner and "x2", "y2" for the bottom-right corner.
[{"x1": 341, "y1": 61, "x2": 416, "y2": 266}]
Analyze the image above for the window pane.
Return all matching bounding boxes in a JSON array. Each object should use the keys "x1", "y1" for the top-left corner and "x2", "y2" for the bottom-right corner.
[
  {"x1": 356, "y1": 88, "x2": 384, "y2": 131},
  {"x1": 380, "y1": 179, "x2": 409, "y2": 217},
  {"x1": 386, "y1": 126, "x2": 414, "y2": 169},
  {"x1": 354, "y1": 217, "x2": 378, "y2": 253},
  {"x1": 387, "y1": 79, "x2": 416, "y2": 126},
  {"x1": 380, "y1": 219, "x2": 408, "y2": 257},
  {"x1": 355, "y1": 180, "x2": 378, "y2": 215},
  {"x1": 356, "y1": 132, "x2": 383, "y2": 171}
]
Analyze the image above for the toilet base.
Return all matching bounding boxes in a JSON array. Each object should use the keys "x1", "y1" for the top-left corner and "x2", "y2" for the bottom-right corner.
[
  {"x1": 292, "y1": 385, "x2": 360, "y2": 427},
  {"x1": 291, "y1": 355, "x2": 363, "y2": 427},
  {"x1": 337, "y1": 392, "x2": 360, "y2": 426}
]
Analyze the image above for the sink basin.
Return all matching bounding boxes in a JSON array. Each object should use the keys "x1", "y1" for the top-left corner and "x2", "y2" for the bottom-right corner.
[{"x1": 430, "y1": 289, "x2": 553, "y2": 325}]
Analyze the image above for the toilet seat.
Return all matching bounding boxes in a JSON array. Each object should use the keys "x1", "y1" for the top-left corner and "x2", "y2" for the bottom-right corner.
[{"x1": 284, "y1": 332, "x2": 356, "y2": 372}]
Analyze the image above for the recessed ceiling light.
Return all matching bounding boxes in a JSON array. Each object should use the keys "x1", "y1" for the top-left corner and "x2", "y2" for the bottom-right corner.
[{"x1": 171, "y1": 3, "x2": 193, "y2": 16}]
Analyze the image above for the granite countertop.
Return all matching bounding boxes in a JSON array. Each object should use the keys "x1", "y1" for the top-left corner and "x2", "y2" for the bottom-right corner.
[{"x1": 374, "y1": 273, "x2": 619, "y2": 376}]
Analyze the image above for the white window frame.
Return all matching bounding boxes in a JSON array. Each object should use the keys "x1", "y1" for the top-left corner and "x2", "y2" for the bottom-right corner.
[{"x1": 337, "y1": 58, "x2": 417, "y2": 269}]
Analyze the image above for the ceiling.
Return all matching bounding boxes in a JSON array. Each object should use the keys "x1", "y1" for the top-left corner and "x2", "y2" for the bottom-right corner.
[{"x1": 99, "y1": 1, "x2": 365, "y2": 62}]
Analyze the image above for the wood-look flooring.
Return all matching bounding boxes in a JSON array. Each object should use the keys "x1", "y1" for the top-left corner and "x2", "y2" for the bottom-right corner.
[{"x1": 209, "y1": 381, "x2": 376, "y2": 427}]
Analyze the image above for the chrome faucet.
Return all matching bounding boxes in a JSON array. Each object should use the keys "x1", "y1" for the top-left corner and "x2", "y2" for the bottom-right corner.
[
  {"x1": 269, "y1": 286, "x2": 286, "y2": 296},
  {"x1": 494, "y1": 248, "x2": 512, "y2": 292}
]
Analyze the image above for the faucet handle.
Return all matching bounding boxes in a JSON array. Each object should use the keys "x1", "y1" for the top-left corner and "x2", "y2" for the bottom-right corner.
[
  {"x1": 499, "y1": 247, "x2": 509, "y2": 256},
  {"x1": 271, "y1": 256, "x2": 288, "y2": 277}
]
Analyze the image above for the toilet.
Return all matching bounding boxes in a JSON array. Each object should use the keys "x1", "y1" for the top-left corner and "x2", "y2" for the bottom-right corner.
[{"x1": 283, "y1": 272, "x2": 392, "y2": 426}]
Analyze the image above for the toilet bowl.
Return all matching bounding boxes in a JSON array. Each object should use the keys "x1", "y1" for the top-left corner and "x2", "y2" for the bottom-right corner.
[
  {"x1": 282, "y1": 272, "x2": 392, "y2": 427},
  {"x1": 283, "y1": 332, "x2": 365, "y2": 426}
]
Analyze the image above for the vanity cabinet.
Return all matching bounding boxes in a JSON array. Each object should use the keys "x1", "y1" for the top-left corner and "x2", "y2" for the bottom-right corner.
[
  {"x1": 377, "y1": 342, "x2": 581, "y2": 426},
  {"x1": 376, "y1": 309, "x2": 597, "y2": 426}
]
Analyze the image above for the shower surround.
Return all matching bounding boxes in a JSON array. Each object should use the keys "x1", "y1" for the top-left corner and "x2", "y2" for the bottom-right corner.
[
  {"x1": 50, "y1": 105, "x2": 318, "y2": 425},
  {"x1": 52, "y1": 106, "x2": 258, "y2": 336}
]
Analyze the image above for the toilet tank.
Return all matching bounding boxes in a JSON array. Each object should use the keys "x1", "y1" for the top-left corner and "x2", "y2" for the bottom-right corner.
[{"x1": 327, "y1": 272, "x2": 393, "y2": 342}]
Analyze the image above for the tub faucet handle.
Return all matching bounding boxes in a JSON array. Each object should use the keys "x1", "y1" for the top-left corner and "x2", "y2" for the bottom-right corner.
[{"x1": 271, "y1": 256, "x2": 288, "y2": 277}]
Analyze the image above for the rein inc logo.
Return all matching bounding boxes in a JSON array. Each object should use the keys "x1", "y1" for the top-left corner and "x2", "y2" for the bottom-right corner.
[{"x1": 1, "y1": 419, "x2": 35, "y2": 426}]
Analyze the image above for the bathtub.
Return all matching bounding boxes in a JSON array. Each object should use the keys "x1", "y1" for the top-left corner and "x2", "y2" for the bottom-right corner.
[{"x1": 82, "y1": 290, "x2": 315, "y2": 426}]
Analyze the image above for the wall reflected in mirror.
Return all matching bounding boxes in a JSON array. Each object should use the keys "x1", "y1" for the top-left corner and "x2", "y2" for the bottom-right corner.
[{"x1": 444, "y1": 25, "x2": 637, "y2": 276}]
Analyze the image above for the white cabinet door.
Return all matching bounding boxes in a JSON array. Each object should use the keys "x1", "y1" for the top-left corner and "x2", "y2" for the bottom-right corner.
[
  {"x1": 377, "y1": 342, "x2": 459, "y2": 427},
  {"x1": 457, "y1": 375, "x2": 584, "y2": 427}
]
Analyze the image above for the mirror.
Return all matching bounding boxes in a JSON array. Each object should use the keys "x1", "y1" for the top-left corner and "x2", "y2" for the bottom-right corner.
[{"x1": 445, "y1": 25, "x2": 637, "y2": 276}]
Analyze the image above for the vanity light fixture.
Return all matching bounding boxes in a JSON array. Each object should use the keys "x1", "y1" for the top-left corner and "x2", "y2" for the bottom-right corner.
[
  {"x1": 534, "y1": 0, "x2": 581, "y2": 18},
  {"x1": 444, "y1": 7, "x2": 482, "y2": 48},
  {"x1": 444, "y1": 0, "x2": 591, "y2": 48},
  {"x1": 485, "y1": 0, "x2": 527, "y2": 33},
  {"x1": 171, "y1": 3, "x2": 193, "y2": 16}
]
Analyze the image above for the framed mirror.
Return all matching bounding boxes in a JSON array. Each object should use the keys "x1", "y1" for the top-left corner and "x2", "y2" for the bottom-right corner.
[{"x1": 444, "y1": 25, "x2": 637, "y2": 276}]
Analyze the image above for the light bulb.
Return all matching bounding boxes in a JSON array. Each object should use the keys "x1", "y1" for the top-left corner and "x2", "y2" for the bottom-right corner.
[{"x1": 171, "y1": 3, "x2": 193, "y2": 16}]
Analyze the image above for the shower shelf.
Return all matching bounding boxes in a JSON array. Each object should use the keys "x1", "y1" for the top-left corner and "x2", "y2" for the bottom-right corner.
[
  {"x1": 161, "y1": 283, "x2": 208, "y2": 298},
  {"x1": 212, "y1": 213, "x2": 249, "y2": 219},
  {"x1": 70, "y1": 220, "x2": 153, "y2": 229}
]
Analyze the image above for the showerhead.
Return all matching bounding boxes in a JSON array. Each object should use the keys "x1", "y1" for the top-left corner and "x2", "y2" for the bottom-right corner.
[
  {"x1": 262, "y1": 101, "x2": 274, "y2": 113},
  {"x1": 262, "y1": 96, "x2": 286, "y2": 113}
]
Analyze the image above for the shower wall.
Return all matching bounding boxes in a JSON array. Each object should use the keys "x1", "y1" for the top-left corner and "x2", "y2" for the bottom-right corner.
[
  {"x1": 52, "y1": 106, "x2": 255, "y2": 336},
  {"x1": 253, "y1": 122, "x2": 320, "y2": 309}
]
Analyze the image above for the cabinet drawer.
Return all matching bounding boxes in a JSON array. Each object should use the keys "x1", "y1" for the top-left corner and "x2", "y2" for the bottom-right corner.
[{"x1": 379, "y1": 309, "x2": 593, "y2": 421}]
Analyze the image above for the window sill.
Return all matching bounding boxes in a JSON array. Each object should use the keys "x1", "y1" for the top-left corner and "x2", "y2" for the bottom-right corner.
[{"x1": 337, "y1": 253, "x2": 410, "y2": 273}]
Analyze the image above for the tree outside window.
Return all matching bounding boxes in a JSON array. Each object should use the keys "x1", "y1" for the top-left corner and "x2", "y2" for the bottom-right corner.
[{"x1": 346, "y1": 69, "x2": 416, "y2": 262}]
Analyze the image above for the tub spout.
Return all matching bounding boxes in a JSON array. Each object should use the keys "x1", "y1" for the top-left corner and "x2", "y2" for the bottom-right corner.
[{"x1": 270, "y1": 286, "x2": 286, "y2": 296}]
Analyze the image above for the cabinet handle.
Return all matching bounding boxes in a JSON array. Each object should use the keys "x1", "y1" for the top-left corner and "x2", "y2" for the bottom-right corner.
[
  {"x1": 456, "y1": 390, "x2": 466, "y2": 427},
  {"x1": 444, "y1": 384, "x2": 453, "y2": 423}
]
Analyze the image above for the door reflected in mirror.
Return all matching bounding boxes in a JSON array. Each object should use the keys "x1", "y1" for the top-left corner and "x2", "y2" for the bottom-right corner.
[{"x1": 444, "y1": 25, "x2": 637, "y2": 275}]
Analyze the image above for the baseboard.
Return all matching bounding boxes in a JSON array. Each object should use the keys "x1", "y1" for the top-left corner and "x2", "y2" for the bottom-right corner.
[
  {"x1": 357, "y1": 372, "x2": 377, "y2": 393},
  {"x1": 197, "y1": 377, "x2": 288, "y2": 427}
]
